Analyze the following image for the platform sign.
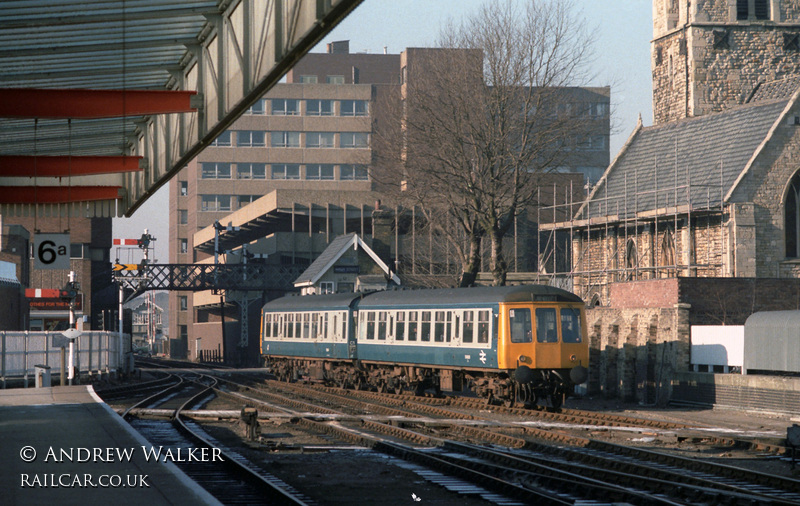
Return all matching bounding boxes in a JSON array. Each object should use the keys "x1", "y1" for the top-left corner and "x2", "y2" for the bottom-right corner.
[{"x1": 34, "y1": 233, "x2": 70, "y2": 270}]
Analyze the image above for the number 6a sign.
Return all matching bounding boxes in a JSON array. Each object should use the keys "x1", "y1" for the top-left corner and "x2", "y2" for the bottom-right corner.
[{"x1": 34, "y1": 233, "x2": 70, "y2": 270}]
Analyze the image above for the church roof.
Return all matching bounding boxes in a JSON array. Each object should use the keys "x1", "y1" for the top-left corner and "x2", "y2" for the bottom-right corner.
[{"x1": 577, "y1": 97, "x2": 792, "y2": 221}]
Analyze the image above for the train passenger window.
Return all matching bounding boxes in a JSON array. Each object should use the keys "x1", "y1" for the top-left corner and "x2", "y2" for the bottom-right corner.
[
  {"x1": 264, "y1": 315, "x2": 271, "y2": 338},
  {"x1": 377, "y1": 312, "x2": 387, "y2": 340},
  {"x1": 395, "y1": 312, "x2": 405, "y2": 341},
  {"x1": 561, "y1": 308, "x2": 582, "y2": 343},
  {"x1": 421, "y1": 311, "x2": 431, "y2": 342},
  {"x1": 323, "y1": 313, "x2": 329, "y2": 338},
  {"x1": 286, "y1": 314, "x2": 294, "y2": 338},
  {"x1": 477, "y1": 311, "x2": 490, "y2": 343},
  {"x1": 303, "y1": 313, "x2": 310, "y2": 338},
  {"x1": 311, "y1": 313, "x2": 318, "y2": 338},
  {"x1": 294, "y1": 313, "x2": 301, "y2": 338},
  {"x1": 434, "y1": 311, "x2": 446, "y2": 342},
  {"x1": 446, "y1": 312, "x2": 452, "y2": 342},
  {"x1": 536, "y1": 308, "x2": 558, "y2": 343},
  {"x1": 454, "y1": 314, "x2": 460, "y2": 340},
  {"x1": 273, "y1": 315, "x2": 280, "y2": 338},
  {"x1": 366, "y1": 312, "x2": 376, "y2": 340},
  {"x1": 463, "y1": 311, "x2": 474, "y2": 343},
  {"x1": 408, "y1": 311, "x2": 418, "y2": 341},
  {"x1": 509, "y1": 308, "x2": 533, "y2": 343}
]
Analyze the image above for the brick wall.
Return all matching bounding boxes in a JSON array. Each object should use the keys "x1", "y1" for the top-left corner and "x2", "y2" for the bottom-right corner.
[{"x1": 609, "y1": 278, "x2": 679, "y2": 308}]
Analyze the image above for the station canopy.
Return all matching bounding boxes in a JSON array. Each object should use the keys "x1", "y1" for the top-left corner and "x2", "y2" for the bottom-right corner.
[{"x1": 0, "y1": 0, "x2": 362, "y2": 217}]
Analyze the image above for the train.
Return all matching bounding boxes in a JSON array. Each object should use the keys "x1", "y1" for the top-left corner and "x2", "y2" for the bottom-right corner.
[{"x1": 260, "y1": 284, "x2": 589, "y2": 409}]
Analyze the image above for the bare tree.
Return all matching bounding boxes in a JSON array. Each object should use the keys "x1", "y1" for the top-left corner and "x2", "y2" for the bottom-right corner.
[{"x1": 374, "y1": 0, "x2": 597, "y2": 286}]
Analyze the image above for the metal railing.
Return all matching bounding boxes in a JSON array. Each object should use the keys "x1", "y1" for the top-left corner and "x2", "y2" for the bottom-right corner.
[{"x1": 0, "y1": 331, "x2": 130, "y2": 386}]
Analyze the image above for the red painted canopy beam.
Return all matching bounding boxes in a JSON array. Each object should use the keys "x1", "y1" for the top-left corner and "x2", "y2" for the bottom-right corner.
[
  {"x1": 0, "y1": 186, "x2": 122, "y2": 203},
  {"x1": 0, "y1": 88, "x2": 197, "y2": 119},
  {"x1": 0, "y1": 156, "x2": 142, "y2": 177}
]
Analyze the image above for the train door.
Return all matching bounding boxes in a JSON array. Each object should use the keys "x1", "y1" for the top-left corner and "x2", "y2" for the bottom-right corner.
[
  {"x1": 501, "y1": 304, "x2": 536, "y2": 369},
  {"x1": 347, "y1": 310, "x2": 358, "y2": 359},
  {"x1": 533, "y1": 306, "x2": 560, "y2": 369}
]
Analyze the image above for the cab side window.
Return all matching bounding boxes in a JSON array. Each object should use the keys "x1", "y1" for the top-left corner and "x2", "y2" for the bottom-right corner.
[
  {"x1": 509, "y1": 308, "x2": 532, "y2": 343},
  {"x1": 536, "y1": 308, "x2": 558, "y2": 343}
]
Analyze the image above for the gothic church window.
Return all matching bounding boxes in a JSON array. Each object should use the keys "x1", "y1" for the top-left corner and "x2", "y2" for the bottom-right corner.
[
  {"x1": 660, "y1": 226, "x2": 676, "y2": 275},
  {"x1": 785, "y1": 171, "x2": 800, "y2": 258},
  {"x1": 625, "y1": 239, "x2": 638, "y2": 280}
]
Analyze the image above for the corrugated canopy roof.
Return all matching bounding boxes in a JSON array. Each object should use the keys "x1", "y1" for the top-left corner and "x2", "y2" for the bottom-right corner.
[{"x1": 0, "y1": 0, "x2": 362, "y2": 217}]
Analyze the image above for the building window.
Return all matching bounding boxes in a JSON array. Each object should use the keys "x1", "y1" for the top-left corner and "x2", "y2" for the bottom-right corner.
[
  {"x1": 306, "y1": 99, "x2": 333, "y2": 116},
  {"x1": 576, "y1": 135, "x2": 606, "y2": 151},
  {"x1": 785, "y1": 172, "x2": 800, "y2": 258},
  {"x1": 237, "y1": 195, "x2": 259, "y2": 208},
  {"x1": 299, "y1": 75, "x2": 318, "y2": 83},
  {"x1": 340, "y1": 164, "x2": 369, "y2": 180},
  {"x1": 245, "y1": 99, "x2": 266, "y2": 115},
  {"x1": 70, "y1": 243, "x2": 84, "y2": 258},
  {"x1": 340, "y1": 132, "x2": 369, "y2": 148},
  {"x1": 737, "y1": 0, "x2": 769, "y2": 20},
  {"x1": 236, "y1": 163, "x2": 266, "y2": 179},
  {"x1": 271, "y1": 164, "x2": 300, "y2": 180},
  {"x1": 270, "y1": 99, "x2": 300, "y2": 116},
  {"x1": 200, "y1": 194, "x2": 231, "y2": 212},
  {"x1": 271, "y1": 131, "x2": 300, "y2": 147},
  {"x1": 306, "y1": 164, "x2": 335, "y2": 180},
  {"x1": 326, "y1": 75, "x2": 345, "y2": 84},
  {"x1": 178, "y1": 209, "x2": 188, "y2": 225},
  {"x1": 179, "y1": 296, "x2": 188, "y2": 311},
  {"x1": 201, "y1": 162, "x2": 231, "y2": 179},
  {"x1": 305, "y1": 132, "x2": 335, "y2": 148},
  {"x1": 179, "y1": 181, "x2": 188, "y2": 196},
  {"x1": 319, "y1": 281, "x2": 334, "y2": 294},
  {"x1": 210, "y1": 131, "x2": 232, "y2": 147},
  {"x1": 625, "y1": 239, "x2": 638, "y2": 280},
  {"x1": 340, "y1": 100, "x2": 368, "y2": 117},
  {"x1": 661, "y1": 227, "x2": 676, "y2": 268},
  {"x1": 236, "y1": 130, "x2": 265, "y2": 147},
  {"x1": 179, "y1": 239, "x2": 188, "y2": 254},
  {"x1": 179, "y1": 324, "x2": 187, "y2": 340}
]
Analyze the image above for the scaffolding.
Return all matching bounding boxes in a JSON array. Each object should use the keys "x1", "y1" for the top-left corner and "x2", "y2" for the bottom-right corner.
[{"x1": 535, "y1": 157, "x2": 728, "y2": 305}]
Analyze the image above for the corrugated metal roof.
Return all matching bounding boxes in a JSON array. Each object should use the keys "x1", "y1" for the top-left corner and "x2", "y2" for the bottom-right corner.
[
  {"x1": 580, "y1": 99, "x2": 789, "y2": 220},
  {"x1": 0, "y1": 0, "x2": 363, "y2": 216},
  {"x1": 0, "y1": 1, "x2": 217, "y2": 158}
]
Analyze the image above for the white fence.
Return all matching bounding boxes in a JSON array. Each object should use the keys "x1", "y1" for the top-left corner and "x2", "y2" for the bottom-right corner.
[
  {"x1": 690, "y1": 325, "x2": 744, "y2": 373},
  {"x1": 0, "y1": 331, "x2": 131, "y2": 382}
]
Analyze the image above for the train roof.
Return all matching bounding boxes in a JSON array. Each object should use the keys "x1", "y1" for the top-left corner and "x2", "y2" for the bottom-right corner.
[
  {"x1": 262, "y1": 292, "x2": 362, "y2": 311},
  {"x1": 357, "y1": 284, "x2": 582, "y2": 308}
]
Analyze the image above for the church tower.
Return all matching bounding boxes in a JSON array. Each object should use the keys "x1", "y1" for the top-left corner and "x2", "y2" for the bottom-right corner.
[{"x1": 652, "y1": 0, "x2": 800, "y2": 124}]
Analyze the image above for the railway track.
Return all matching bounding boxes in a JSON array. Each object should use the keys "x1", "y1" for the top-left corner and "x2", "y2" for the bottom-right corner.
[
  {"x1": 108, "y1": 361, "x2": 800, "y2": 504},
  {"x1": 191, "y1": 373, "x2": 800, "y2": 504},
  {"x1": 115, "y1": 372, "x2": 312, "y2": 505}
]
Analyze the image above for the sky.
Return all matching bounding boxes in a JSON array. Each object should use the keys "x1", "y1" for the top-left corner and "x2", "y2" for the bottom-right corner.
[{"x1": 112, "y1": 0, "x2": 654, "y2": 263}]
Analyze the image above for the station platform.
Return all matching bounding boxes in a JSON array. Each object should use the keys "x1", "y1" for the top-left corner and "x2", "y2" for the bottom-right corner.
[{"x1": 0, "y1": 385, "x2": 221, "y2": 506}]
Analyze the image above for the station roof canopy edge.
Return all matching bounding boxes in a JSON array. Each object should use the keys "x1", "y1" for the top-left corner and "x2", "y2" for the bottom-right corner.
[{"x1": 0, "y1": 0, "x2": 363, "y2": 218}]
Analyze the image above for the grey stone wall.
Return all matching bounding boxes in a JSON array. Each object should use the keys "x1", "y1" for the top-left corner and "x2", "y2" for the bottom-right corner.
[{"x1": 585, "y1": 304, "x2": 691, "y2": 405}]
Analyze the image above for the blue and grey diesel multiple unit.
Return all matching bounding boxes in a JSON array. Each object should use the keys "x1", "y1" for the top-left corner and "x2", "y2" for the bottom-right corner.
[{"x1": 261, "y1": 285, "x2": 589, "y2": 408}]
